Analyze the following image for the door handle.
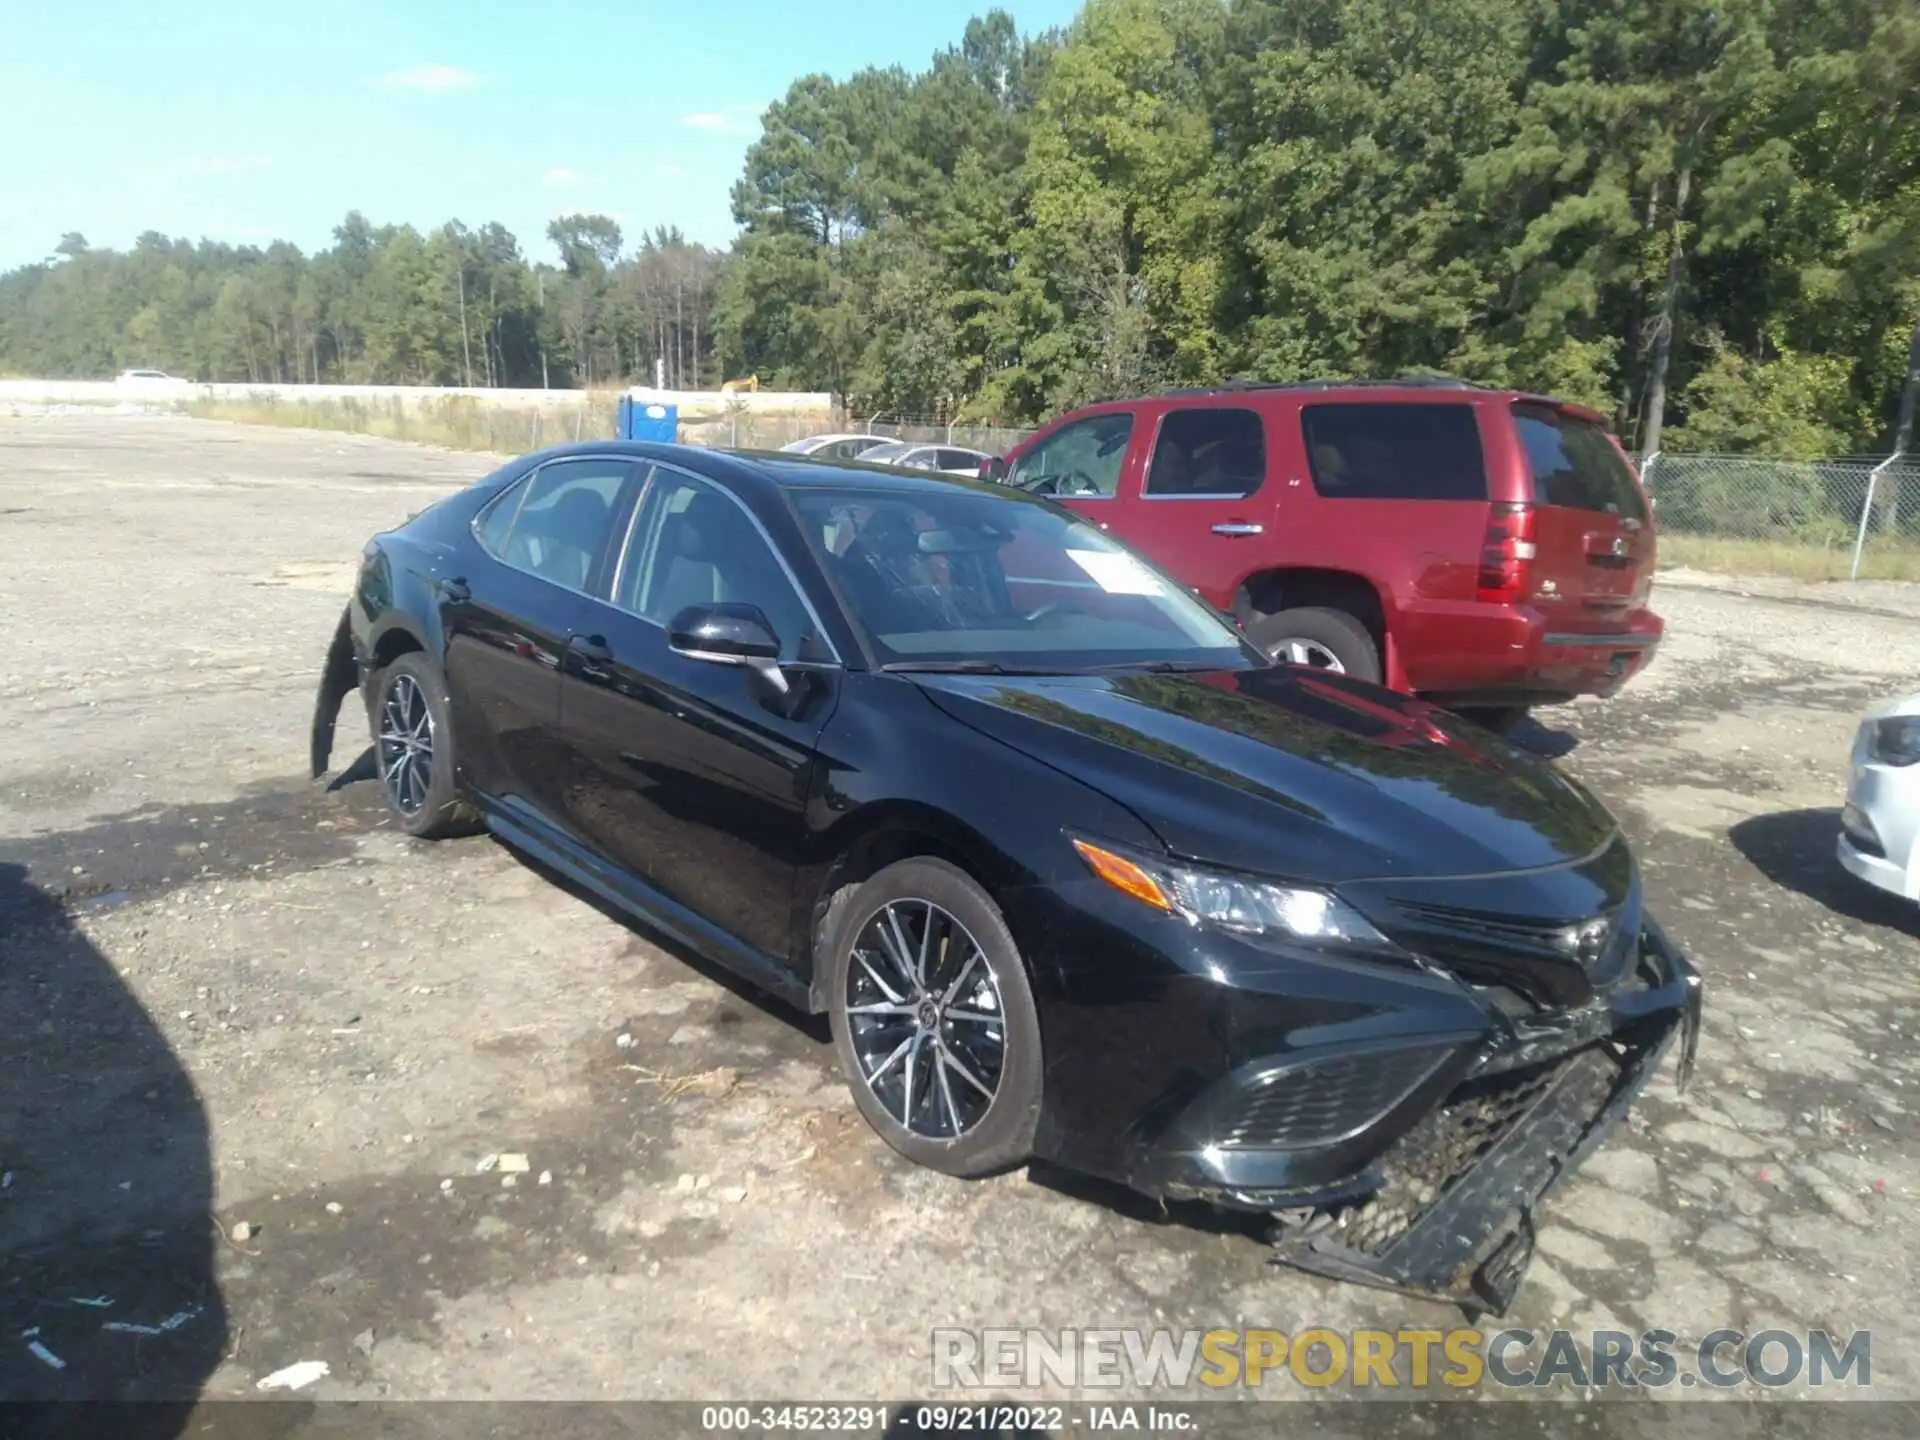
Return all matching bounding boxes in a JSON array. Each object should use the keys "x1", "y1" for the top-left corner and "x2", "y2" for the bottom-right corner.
[
  {"x1": 1211, "y1": 522, "x2": 1264, "y2": 537},
  {"x1": 436, "y1": 575, "x2": 471, "y2": 603},
  {"x1": 568, "y1": 634, "x2": 613, "y2": 664}
]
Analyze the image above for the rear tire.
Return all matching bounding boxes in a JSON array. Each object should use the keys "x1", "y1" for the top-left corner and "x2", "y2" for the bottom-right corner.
[
  {"x1": 1248, "y1": 606, "x2": 1382, "y2": 683},
  {"x1": 369, "y1": 653, "x2": 481, "y2": 840},
  {"x1": 827, "y1": 858, "x2": 1042, "y2": 1178}
]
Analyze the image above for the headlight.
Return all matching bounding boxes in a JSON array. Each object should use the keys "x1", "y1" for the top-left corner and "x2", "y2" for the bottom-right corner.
[
  {"x1": 1072, "y1": 839, "x2": 1391, "y2": 948},
  {"x1": 1872, "y1": 717, "x2": 1920, "y2": 767}
]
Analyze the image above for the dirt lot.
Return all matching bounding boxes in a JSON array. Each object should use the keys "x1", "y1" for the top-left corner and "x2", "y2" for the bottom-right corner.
[{"x1": 2, "y1": 417, "x2": 1917, "y2": 1419}]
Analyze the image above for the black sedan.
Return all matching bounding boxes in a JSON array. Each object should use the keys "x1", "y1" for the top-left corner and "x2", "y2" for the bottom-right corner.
[{"x1": 311, "y1": 442, "x2": 1701, "y2": 1313}]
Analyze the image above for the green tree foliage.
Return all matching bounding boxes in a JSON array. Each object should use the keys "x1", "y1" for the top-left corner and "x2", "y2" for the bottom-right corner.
[
  {"x1": 3, "y1": 1, "x2": 1915, "y2": 454},
  {"x1": 0, "y1": 211, "x2": 727, "y2": 389},
  {"x1": 716, "y1": 0, "x2": 1919, "y2": 451}
]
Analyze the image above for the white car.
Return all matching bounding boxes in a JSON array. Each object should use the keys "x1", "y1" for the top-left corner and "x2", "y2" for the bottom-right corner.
[
  {"x1": 1837, "y1": 689, "x2": 1920, "y2": 901},
  {"x1": 855, "y1": 440, "x2": 994, "y2": 476},
  {"x1": 778, "y1": 433, "x2": 892, "y2": 462},
  {"x1": 115, "y1": 368, "x2": 192, "y2": 392}
]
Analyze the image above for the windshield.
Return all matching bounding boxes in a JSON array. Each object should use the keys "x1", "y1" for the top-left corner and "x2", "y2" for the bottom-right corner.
[{"x1": 789, "y1": 483, "x2": 1254, "y2": 673}]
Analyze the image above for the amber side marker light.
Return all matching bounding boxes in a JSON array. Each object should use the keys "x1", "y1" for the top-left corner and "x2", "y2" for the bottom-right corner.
[{"x1": 1073, "y1": 839, "x2": 1174, "y2": 912}]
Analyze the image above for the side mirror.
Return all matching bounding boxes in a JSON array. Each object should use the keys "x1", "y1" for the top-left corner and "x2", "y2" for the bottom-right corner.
[
  {"x1": 981, "y1": 456, "x2": 1010, "y2": 484},
  {"x1": 667, "y1": 602, "x2": 788, "y2": 695}
]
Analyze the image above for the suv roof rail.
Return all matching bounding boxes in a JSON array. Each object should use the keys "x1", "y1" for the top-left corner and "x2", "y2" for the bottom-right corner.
[{"x1": 1153, "y1": 373, "x2": 1493, "y2": 399}]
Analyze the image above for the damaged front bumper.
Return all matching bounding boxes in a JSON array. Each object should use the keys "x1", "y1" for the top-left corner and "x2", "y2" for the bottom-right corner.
[
  {"x1": 309, "y1": 604, "x2": 361, "y2": 780},
  {"x1": 1257, "y1": 923, "x2": 1700, "y2": 1314}
]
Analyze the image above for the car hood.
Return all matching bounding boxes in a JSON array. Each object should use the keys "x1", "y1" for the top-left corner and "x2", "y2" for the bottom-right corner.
[
  {"x1": 914, "y1": 668, "x2": 1618, "y2": 885},
  {"x1": 1866, "y1": 689, "x2": 1920, "y2": 720}
]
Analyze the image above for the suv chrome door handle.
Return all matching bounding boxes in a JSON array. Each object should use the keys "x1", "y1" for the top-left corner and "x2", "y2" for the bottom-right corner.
[{"x1": 1211, "y1": 522, "x2": 1264, "y2": 537}]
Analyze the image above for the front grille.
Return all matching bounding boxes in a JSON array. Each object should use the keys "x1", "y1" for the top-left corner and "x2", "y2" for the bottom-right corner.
[
  {"x1": 1213, "y1": 1046, "x2": 1451, "y2": 1151},
  {"x1": 1391, "y1": 901, "x2": 1588, "y2": 952},
  {"x1": 1335, "y1": 1047, "x2": 1615, "y2": 1256},
  {"x1": 1379, "y1": 898, "x2": 1637, "y2": 1006}
]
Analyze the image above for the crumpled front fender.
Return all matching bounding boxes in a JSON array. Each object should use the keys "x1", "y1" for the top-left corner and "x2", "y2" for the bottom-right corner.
[{"x1": 310, "y1": 604, "x2": 360, "y2": 779}]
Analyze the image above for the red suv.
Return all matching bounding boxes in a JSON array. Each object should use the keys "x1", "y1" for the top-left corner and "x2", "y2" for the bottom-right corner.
[{"x1": 987, "y1": 378, "x2": 1661, "y2": 731}]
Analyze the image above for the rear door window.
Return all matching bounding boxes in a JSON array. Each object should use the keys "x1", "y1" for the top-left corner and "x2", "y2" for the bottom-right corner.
[
  {"x1": 1513, "y1": 404, "x2": 1648, "y2": 520},
  {"x1": 1144, "y1": 408, "x2": 1266, "y2": 498},
  {"x1": 481, "y1": 457, "x2": 636, "y2": 592},
  {"x1": 1301, "y1": 404, "x2": 1487, "y2": 501}
]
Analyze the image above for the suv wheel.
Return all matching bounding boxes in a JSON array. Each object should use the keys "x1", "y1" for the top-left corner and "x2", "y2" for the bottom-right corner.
[{"x1": 1249, "y1": 607, "x2": 1382, "y2": 684}]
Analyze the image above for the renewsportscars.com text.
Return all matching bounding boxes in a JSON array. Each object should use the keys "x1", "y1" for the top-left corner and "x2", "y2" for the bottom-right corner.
[{"x1": 931, "y1": 1327, "x2": 1872, "y2": 1391}]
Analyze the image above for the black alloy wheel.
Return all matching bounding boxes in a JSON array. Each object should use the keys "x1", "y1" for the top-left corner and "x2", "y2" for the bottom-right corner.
[
  {"x1": 371, "y1": 653, "x2": 479, "y2": 840},
  {"x1": 828, "y1": 858, "x2": 1042, "y2": 1176}
]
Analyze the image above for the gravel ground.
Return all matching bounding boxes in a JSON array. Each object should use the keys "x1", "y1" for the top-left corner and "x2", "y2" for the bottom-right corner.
[
  {"x1": 1, "y1": 417, "x2": 1916, "y2": 1425},
  {"x1": 1658, "y1": 564, "x2": 1920, "y2": 622}
]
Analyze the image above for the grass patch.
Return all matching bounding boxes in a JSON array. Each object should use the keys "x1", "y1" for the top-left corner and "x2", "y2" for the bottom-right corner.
[
  {"x1": 179, "y1": 393, "x2": 831, "y2": 452},
  {"x1": 184, "y1": 394, "x2": 619, "y2": 453},
  {"x1": 1658, "y1": 532, "x2": 1920, "y2": 583}
]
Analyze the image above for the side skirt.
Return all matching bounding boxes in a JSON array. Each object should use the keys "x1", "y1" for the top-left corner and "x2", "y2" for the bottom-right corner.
[{"x1": 475, "y1": 796, "x2": 812, "y2": 1013}]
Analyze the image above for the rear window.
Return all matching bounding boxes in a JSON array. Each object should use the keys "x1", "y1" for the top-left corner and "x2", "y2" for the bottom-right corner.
[
  {"x1": 1301, "y1": 404, "x2": 1487, "y2": 501},
  {"x1": 1514, "y1": 404, "x2": 1647, "y2": 520}
]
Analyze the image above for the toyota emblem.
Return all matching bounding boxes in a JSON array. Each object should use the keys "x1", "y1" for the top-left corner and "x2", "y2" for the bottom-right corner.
[{"x1": 1558, "y1": 917, "x2": 1614, "y2": 969}]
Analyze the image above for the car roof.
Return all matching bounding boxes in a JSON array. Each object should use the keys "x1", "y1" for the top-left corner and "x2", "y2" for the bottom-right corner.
[
  {"x1": 518, "y1": 440, "x2": 1021, "y2": 503},
  {"x1": 1066, "y1": 375, "x2": 1608, "y2": 426}
]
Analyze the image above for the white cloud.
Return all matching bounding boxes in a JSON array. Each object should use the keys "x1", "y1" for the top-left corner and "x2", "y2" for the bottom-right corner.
[
  {"x1": 677, "y1": 104, "x2": 763, "y2": 136},
  {"x1": 544, "y1": 166, "x2": 584, "y2": 188},
  {"x1": 653, "y1": 161, "x2": 686, "y2": 179},
  {"x1": 381, "y1": 64, "x2": 481, "y2": 93}
]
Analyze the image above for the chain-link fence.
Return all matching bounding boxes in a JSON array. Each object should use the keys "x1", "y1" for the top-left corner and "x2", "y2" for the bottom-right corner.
[
  {"x1": 1641, "y1": 452, "x2": 1920, "y2": 580},
  {"x1": 857, "y1": 416, "x2": 1035, "y2": 455},
  {"x1": 673, "y1": 409, "x2": 1035, "y2": 456}
]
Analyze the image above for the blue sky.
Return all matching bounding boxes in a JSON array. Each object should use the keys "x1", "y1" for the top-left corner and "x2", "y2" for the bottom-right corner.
[{"x1": 0, "y1": 0, "x2": 1082, "y2": 272}]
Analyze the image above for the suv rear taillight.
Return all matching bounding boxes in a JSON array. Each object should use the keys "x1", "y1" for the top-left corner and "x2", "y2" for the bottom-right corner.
[{"x1": 1475, "y1": 503, "x2": 1537, "y2": 603}]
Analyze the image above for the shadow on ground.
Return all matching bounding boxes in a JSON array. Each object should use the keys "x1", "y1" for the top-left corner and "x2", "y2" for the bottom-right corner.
[
  {"x1": 1503, "y1": 713, "x2": 1580, "y2": 760},
  {"x1": 492, "y1": 836, "x2": 833, "y2": 1049},
  {"x1": 0, "y1": 864, "x2": 226, "y2": 1433},
  {"x1": 1729, "y1": 808, "x2": 1920, "y2": 938}
]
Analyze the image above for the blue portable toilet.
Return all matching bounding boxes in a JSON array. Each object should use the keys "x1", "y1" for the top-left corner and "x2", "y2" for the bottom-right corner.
[{"x1": 617, "y1": 394, "x2": 678, "y2": 442}]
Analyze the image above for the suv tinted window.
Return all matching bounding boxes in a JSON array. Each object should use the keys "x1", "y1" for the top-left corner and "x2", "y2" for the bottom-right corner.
[
  {"x1": 1009, "y1": 413, "x2": 1133, "y2": 498},
  {"x1": 1514, "y1": 404, "x2": 1648, "y2": 520},
  {"x1": 1145, "y1": 408, "x2": 1266, "y2": 498},
  {"x1": 1301, "y1": 404, "x2": 1487, "y2": 501}
]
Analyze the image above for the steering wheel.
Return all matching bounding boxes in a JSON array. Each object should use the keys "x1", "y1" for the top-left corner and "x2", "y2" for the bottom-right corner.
[
  {"x1": 1030, "y1": 469, "x2": 1102, "y2": 498},
  {"x1": 1023, "y1": 600, "x2": 1092, "y2": 627}
]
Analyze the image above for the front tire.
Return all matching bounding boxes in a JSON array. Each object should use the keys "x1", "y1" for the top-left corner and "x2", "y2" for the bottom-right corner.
[
  {"x1": 1248, "y1": 606, "x2": 1382, "y2": 683},
  {"x1": 827, "y1": 858, "x2": 1043, "y2": 1177},
  {"x1": 370, "y1": 653, "x2": 480, "y2": 840}
]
